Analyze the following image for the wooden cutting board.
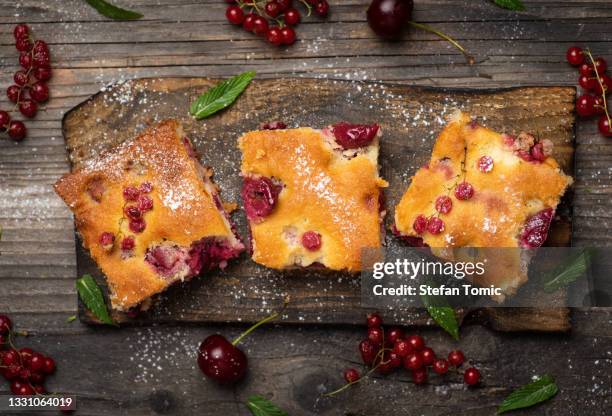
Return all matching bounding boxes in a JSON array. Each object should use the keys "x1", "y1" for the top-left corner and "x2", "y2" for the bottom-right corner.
[{"x1": 62, "y1": 78, "x2": 576, "y2": 332}]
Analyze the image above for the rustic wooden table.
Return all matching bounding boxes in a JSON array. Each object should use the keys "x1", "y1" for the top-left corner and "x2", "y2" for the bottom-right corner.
[{"x1": 0, "y1": 1, "x2": 611, "y2": 415}]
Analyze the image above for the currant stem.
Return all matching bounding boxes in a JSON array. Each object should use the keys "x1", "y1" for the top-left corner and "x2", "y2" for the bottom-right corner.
[
  {"x1": 585, "y1": 49, "x2": 611, "y2": 126},
  {"x1": 408, "y1": 21, "x2": 475, "y2": 65},
  {"x1": 231, "y1": 297, "x2": 289, "y2": 346},
  {"x1": 324, "y1": 347, "x2": 391, "y2": 397}
]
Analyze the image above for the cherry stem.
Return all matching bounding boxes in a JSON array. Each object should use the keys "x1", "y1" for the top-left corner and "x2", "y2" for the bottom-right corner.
[
  {"x1": 585, "y1": 49, "x2": 611, "y2": 126},
  {"x1": 231, "y1": 297, "x2": 289, "y2": 346},
  {"x1": 408, "y1": 21, "x2": 474, "y2": 65}
]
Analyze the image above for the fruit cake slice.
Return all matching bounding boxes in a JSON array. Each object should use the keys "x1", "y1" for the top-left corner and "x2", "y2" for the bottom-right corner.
[
  {"x1": 55, "y1": 120, "x2": 244, "y2": 311},
  {"x1": 394, "y1": 111, "x2": 573, "y2": 296},
  {"x1": 239, "y1": 123, "x2": 388, "y2": 272}
]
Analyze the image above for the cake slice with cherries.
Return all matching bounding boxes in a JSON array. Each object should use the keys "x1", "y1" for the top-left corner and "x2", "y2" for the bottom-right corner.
[
  {"x1": 239, "y1": 123, "x2": 388, "y2": 272},
  {"x1": 394, "y1": 111, "x2": 573, "y2": 296},
  {"x1": 55, "y1": 120, "x2": 244, "y2": 312}
]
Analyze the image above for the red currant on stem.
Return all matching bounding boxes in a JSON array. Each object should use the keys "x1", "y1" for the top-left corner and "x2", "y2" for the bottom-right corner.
[
  {"x1": 576, "y1": 94, "x2": 596, "y2": 117},
  {"x1": 448, "y1": 349, "x2": 465, "y2": 366},
  {"x1": 7, "y1": 85, "x2": 21, "y2": 103},
  {"x1": 411, "y1": 367, "x2": 428, "y2": 385},
  {"x1": 8, "y1": 121, "x2": 27, "y2": 142},
  {"x1": 566, "y1": 46, "x2": 584, "y2": 66},
  {"x1": 464, "y1": 367, "x2": 481, "y2": 385},
  {"x1": 343, "y1": 368, "x2": 360, "y2": 383},
  {"x1": 252, "y1": 16, "x2": 269, "y2": 36},
  {"x1": 14, "y1": 24, "x2": 29, "y2": 39},
  {"x1": 599, "y1": 115, "x2": 612, "y2": 137},
  {"x1": 386, "y1": 327, "x2": 404, "y2": 344},
  {"x1": 265, "y1": 1, "x2": 281, "y2": 18},
  {"x1": 367, "y1": 326, "x2": 384, "y2": 346},
  {"x1": 315, "y1": 0, "x2": 329, "y2": 17},
  {"x1": 226, "y1": 5, "x2": 244, "y2": 25},
  {"x1": 280, "y1": 26, "x2": 296, "y2": 45},
  {"x1": 284, "y1": 8, "x2": 301, "y2": 25},
  {"x1": 432, "y1": 358, "x2": 449, "y2": 374},
  {"x1": 0, "y1": 111, "x2": 10, "y2": 131},
  {"x1": 366, "y1": 312, "x2": 382, "y2": 328},
  {"x1": 33, "y1": 66, "x2": 52, "y2": 82},
  {"x1": 266, "y1": 27, "x2": 283, "y2": 46},
  {"x1": 30, "y1": 82, "x2": 49, "y2": 102},
  {"x1": 19, "y1": 99, "x2": 38, "y2": 118},
  {"x1": 197, "y1": 299, "x2": 287, "y2": 384},
  {"x1": 276, "y1": 0, "x2": 292, "y2": 12}
]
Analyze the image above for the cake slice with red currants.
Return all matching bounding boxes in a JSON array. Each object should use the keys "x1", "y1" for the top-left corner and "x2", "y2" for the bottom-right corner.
[
  {"x1": 394, "y1": 111, "x2": 573, "y2": 297},
  {"x1": 239, "y1": 123, "x2": 388, "y2": 272},
  {"x1": 54, "y1": 120, "x2": 244, "y2": 312}
]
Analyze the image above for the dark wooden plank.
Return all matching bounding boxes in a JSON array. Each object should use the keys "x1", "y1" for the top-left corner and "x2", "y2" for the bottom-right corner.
[{"x1": 61, "y1": 78, "x2": 575, "y2": 330}]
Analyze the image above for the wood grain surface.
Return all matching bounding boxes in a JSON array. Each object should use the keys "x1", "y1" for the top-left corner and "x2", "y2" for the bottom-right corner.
[
  {"x1": 0, "y1": 1, "x2": 611, "y2": 415},
  {"x1": 63, "y1": 78, "x2": 575, "y2": 331}
]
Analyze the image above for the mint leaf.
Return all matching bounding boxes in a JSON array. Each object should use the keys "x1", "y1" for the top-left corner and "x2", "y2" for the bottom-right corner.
[
  {"x1": 497, "y1": 375, "x2": 558, "y2": 414},
  {"x1": 84, "y1": 0, "x2": 143, "y2": 20},
  {"x1": 491, "y1": 0, "x2": 525, "y2": 11},
  {"x1": 543, "y1": 250, "x2": 591, "y2": 293},
  {"x1": 76, "y1": 275, "x2": 115, "y2": 325},
  {"x1": 190, "y1": 71, "x2": 256, "y2": 120},
  {"x1": 246, "y1": 395, "x2": 288, "y2": 416},
  {"x1": 421, "y1": 284, "x2": 460, "y2": 340}
]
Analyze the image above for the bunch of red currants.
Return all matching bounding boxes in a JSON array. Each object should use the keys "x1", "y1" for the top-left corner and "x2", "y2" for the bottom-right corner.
[
  {"x1": 0, "y1": 315, "x2": 56, "y2": 396},
  {"x1": 225, "y1": 0, "x2": 329, "y2": 46},
  {"x1": 567, "y1": 46, "x2": 612, "y2": 137},
  {"x1": 332, "y1": 313, "x2": 481, "y2": 394},
  {"x1": 1, "y1": 24, "x2": 52, "y2": 142}
]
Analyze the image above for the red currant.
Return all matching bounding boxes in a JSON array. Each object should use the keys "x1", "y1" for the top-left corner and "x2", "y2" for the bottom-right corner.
[
  {"x1": 14, "y1": 24, "x2": 29, "y2": 39},
  {"x1": 123, "y1": 186, "x2": 140, "y2": 201},
  {"x1": 265, "y1": 1, "x2": 281, "y2": 18},
  {"x1": 393, "y1": 339, "x2": 413, "y2": 357},
  {"x1": 33, "y1": 65, "x2": 52, "y2": 82},
  {"x1": 129, "y1": 218, "x2": 146, "y2": 233},
  {"x1": 42, "y1": 357, "x2": 55, "y2": 374},
  {"x1": 454, "y1": 182, "x2": 474, "y2": 200},
  {"x1": 413, "y1": 214, "x2": 427, "y2": 234},
  {"x1": 464, "y1": 367, "x2": 481, "y2": 385},
  {"x1": 566, "y1": 46, "x2": 584, "y2": 66},
  {"x1": 8, "y1": 120, "x2": 27, "y2": 141},
  {"x1": 266, "y1": 26, "x2": 283, "y2": 45},
  {"x1": 315, "y1": 0, "x2": 329, "y2": 17},
  {"x1": 406, "y1": 334, "x2": 425, "y2": 351},
  {"x1": 344, "y1": 368, "x2": 360, "y2": 383},
  {"x1": 411, "y1": 367, "x2": 428, "y2": 385},
  {"x1": 435, "y1": 195, "x2": 452, "y2": 214},
  {"x1": 29, "y1": 353, "x2": 45, "y2": 372},
  {"x1": 593, "y1": 57, "x2": 608, "y2": 74},
  {"x1": 427, "y1": 216, "x2": 444, "y2": 234},
  {"x1": 29, "y1": 81, "x2": 49, "y2": 102},
  {"x1": 403, "y1": 352, "x2": 423, "y2": 370},
  {"x1": 243, "y1": 13, "x2": 257, "y2": 32},
  {"x1": 7, "y1": 85, "x2": 21, "y2": 103},
  {"x1": 0, "y1": 111, "x2": 10, "y2": 130},
  {"x1": 138, "y1": 195, "x2": 154, "y2": 212},
  {"x1": 301, "y1": 230, "x2": 322, "y2": 250},
  {"x1": 367, "y1": 326, "x2": 384, "y2": 346},
  {"x1": 576, "y1": 94, "x2": 596, "y2": 117},
  {"x1": 121, "y1": 236, "x2": 136, "y2": 251},
  {"x1": 579, "y1": 74, "x2": 597, "y2": 91},
  {"x1": 19, "y1": 99, "x2": 38, "y2": 118},
  {"x1": 598, "y1": 115, "x2": 612, "y2": 137},
  {"x1": 0, "y1": 315, "x2": 12, "y2": 334},
  {"x1": 15, "y1": 37, "x2": 32, "y2": 52},
  {"x1": 226, "y1": 5, "x2": 244, "y2": 25},
  {"x1": 578, "y1": 63, "x2": 594, "y2": 77},
  {"x1": 276, "y1": 0, "x2": 292, "y2": 12},
  {"x1": 284, "y1": 8, "x2": 301, "y2": 25},
  {"x1": 280, "y1": 26, "x2": 296, "y2": 45},
  {"x1": 252, "y1": 16, "x2": 269, "y2": 36},
  {"x1": 420, "y1": 347, "x2": 436, "y2": 366},
  {"x1": 19, "y1": 52, "x2": 33, "y2": 69},
  {"x1": 359, "y1": 339, "x2": 378, "y2": 366},
  {"x1": 478, "y1": 155, "x2": 494, "y2": 173},
  {"x1": 366, "y1": 312, "x2": 382, "y2": 328},
  {"x1": 593, "y1": 96, "x2": 605, "y2": 115},
  {"x1": 448, "y1": 350, "x2": 465, "y2": 366},
  {"x1": 432, "y1": 359, "x2": 449, "y2": 374},
  {"x1": 386, "y1": 327, "x2": 404, "y2": 344},
  {"x1": 14, "y1": 70, "x2": 29, "y2": 86}
]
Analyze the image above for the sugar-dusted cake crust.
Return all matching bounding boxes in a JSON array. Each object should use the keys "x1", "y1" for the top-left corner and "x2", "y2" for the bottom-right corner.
[
  {"x1": 239, "y1": 127, "x2": 388, "y2": 272},
  {"x1": 55, "y1": 120, "x2": 243, "y2": 311},
  {"x1": 394, "y1": 111, "x2": 573, "y2": 295}
]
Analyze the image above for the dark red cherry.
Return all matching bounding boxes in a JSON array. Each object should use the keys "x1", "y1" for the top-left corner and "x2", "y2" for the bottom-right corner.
[
  {"x1": 197, "y1": 334, "x2": 247, "y2": 384},
  {"x1": 331, "y1": 122, "x2": 379, "y2": 149},
  {"x1": 241, "y1": 176, "x2": 282, "y2": 222},
  {"x1": 367, "y1": 0, "x2": 413, "y2": 40}
]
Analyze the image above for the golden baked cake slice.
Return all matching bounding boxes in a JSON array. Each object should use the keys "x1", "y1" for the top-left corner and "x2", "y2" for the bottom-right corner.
[
  {"x1": 239, "y1": 123, "x2": 388, "y2": 272},
  {"x1": 55, "y1": 120, "x2": 244, "y2": 311},
  {"x1": 394, "y1": 111, "x2": 573, "y2": 296}
]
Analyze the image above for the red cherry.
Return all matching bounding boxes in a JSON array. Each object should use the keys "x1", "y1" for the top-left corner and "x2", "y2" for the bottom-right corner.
[
  {"x1": 454, "y1": 182, "x2": 474, "y2": 200},
  {"x1": 426, "y1": 216, "x2": 444, "y2": 234},
  {"x1": 598, "y1": 115, "x2": 612, "y2": 137},
  {"x1": 266, "y1": 26, "x2": 283, "y2": 46},
  {"x1": 578, "y1": 63, "x2": 594, "y2": 77},
  {"x1": 392, "y1": 339, "x2": 413, "y2": 357},
  {"x1": 413, "y1": 214, "x2": 427, "y2": 235},
  {"x1": 593, "y1": 57, "x2": 608, "y2": 74},
  {"x1": 366, "y1": 312, "x2": 382, "y2": 328},
  {"x1": 566, "y1": 46, "x2": 584, "y2": 66},
  {"x1": 314, "y1": 0, "x2": 329, "y2": 17},
  {"x1": 432, "y1": 359, "x2": 449, "y2": 374},
  {"x1": 0, "y1": 111, "x2": 10, "y2": 130},
  {"x1": 403, "y1": 352, "x2": 423, "y2": 370},
  {"x1": 367, "y1": 326, "x2": 384, "y2": 346},
  {"x1": 367, "y1": 0, "x2": 413, "y2": 39},
  {"x1": 464, "y1": 367, "x2": 481, "y2": 385},
  {"x1": 226, "y1": 5, "x2": 244, "y2": 25},
  {"x1": 344, "y1": 368, "x2": 360, "y2": 383},
  {"x1": 331, "y1": 122, "x2": 379, "y2": 149},
  {"x1": 14, "y1": 70, "x2": 29, "y2": 86},
  {"x1": 406, "y1": 334, "x2": 425, "y2": 351},
  {"x1": 13, "y1": 24, "x2": 29, "y2": 39},
  {"x1": 197, "y1": 334, "x2": 248, "y2": 384},
  {"x1": 8, "y1": 121, "x2": 27, "y2": 141},
  {"x1": 420, "y1": 347, "x2": 436, "y2": 366},
  {"x1": 435, "y1": 195, "x2": 452, "y2": 214},
  {"x1": 265, "y1": 1, "x2": 281, "y2": 18},
  {"x1": 301, "y1": 231, "x2": 322, "y2": 251},
  {"x1": 19, "y1": 99, "x2": 38, "y2": 118},
  {"x1": 19, "y1": 52, "x2": 33, "y2": 69},
  {"x1": 29, "y1": 81, "x2": 49, "y2": 102},
  {"x1": 242, "y1": 13, "x2": 257, "y2": 32},
  {"x1": 576, "y1": 94, "x2": 596, "y2": 117},
  {"x1": 284, "y1": 8, "x2": 301, "y2": 25},
  {"x1": 280, "y1": 26, "x2": 296, "y2": 45},
  {"x1": 386, "y1": 327, "x2": 404, "y2": 344},
  {"x1": 448, "y1": 350, "x2": 465, "y2": 366},
  {"x1": 411, "y1": 367, "x2": 428, "y2": 385},
  {"x1": 33, "y1": 65, "x2": 52, "y2": 81},
  {"x1": 121, "y1": 236, "x2": 135, "y2": 251},
  {"x1": 359, "y1": 339, "x2": 378, "y2": 366},
  {"x1": 7, "y1": 85, "x2": 22, "y2": 103},
  {"x1": 252, "y1": 16, "x2": 269, "y2": 35}
]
